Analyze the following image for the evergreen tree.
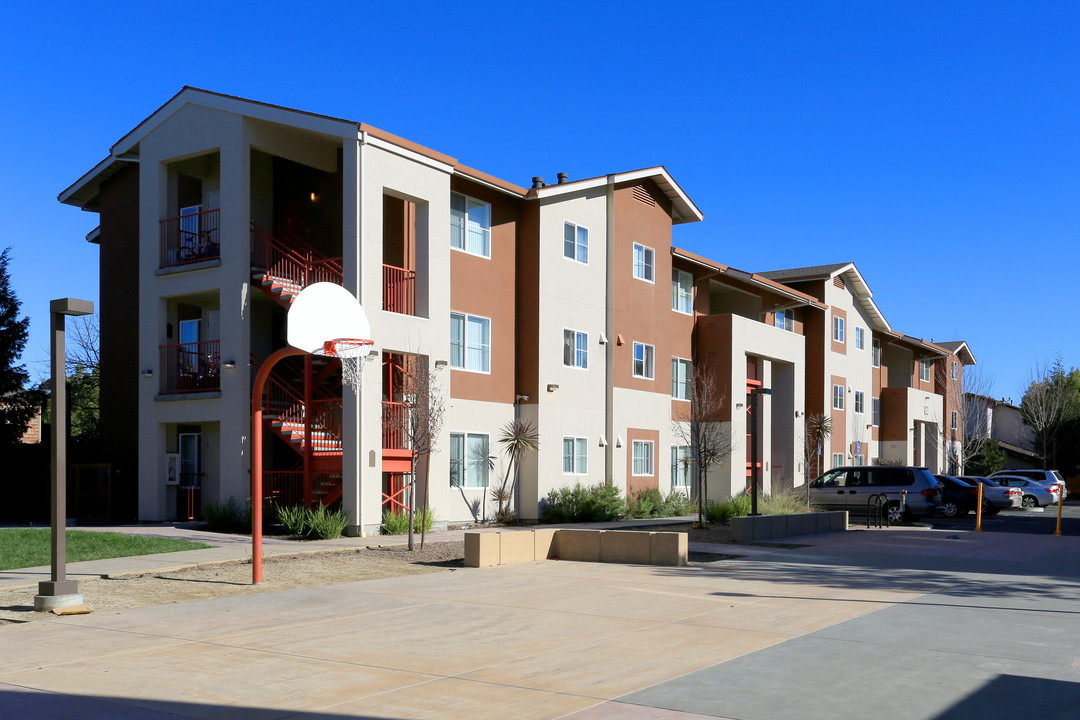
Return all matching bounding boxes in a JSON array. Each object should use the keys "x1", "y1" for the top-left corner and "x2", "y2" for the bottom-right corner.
[{"x1": 0, "y1": 247, "x2": 43, "y2": 444}]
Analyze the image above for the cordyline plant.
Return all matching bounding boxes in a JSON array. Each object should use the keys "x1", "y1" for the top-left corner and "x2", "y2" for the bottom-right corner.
[{"x1": 491, "y1": 419, "x2": 539, "y2": 523}]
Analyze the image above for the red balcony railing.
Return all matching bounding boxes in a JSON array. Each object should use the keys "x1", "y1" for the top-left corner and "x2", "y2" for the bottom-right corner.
[
  {"x1": 160, "y1": 209, "x2": 220, "y2": 268},
  {"x1": 160, "y1": 340, "x2": 220, "y2": 394},
  {"x1": 382, "y1": 401, "x2": 412, "y2": 450},
  {"x1": 251, "y1": 222, "x2": 343, "y2": 290},
  {"x1": 383, "y1": 264, "x2": 415, "y2": 315}
]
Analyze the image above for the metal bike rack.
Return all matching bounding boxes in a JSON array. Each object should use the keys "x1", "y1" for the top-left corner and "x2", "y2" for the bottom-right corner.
[{"x1": 866, "y1": 493, "x2": 890, "y2": 529}]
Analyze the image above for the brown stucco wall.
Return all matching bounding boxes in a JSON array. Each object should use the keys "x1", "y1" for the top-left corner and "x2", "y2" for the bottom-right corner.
[
  {"x1": 514, "y1": 199, "x2": 541, "y2": 404},
  {"x1": 880, "y1": 386, "x2": 908, "y2": 442}
]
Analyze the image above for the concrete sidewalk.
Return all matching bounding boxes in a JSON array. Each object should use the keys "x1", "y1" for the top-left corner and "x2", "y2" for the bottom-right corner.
[{"x1": 2, "y1": 525, "x2": 1079, "y2": 719}]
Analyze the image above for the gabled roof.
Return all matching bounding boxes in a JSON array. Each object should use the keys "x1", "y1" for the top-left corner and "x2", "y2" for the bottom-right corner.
[
  {"x1": 880, "y1": 331, "x2": 950, "y2": 358},
  {"x1": 935, "y1": 340, "x2": 976, "y2": 365},
  {"x1": 672, "y1": 248, "x2": 826, "y2": 309},
  {"x1": 532, "y1": 167, "x2": 703, "y2": 225},
  {"x1": 758, "y1": 262, "x2": 891, "y2": 333}
]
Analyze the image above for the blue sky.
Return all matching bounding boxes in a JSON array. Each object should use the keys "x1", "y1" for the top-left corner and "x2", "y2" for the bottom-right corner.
[{"x1": 2, "y1": 1, "x2": 1077, "y2": 400}]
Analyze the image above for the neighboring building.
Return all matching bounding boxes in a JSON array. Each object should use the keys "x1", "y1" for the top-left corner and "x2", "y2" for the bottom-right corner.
[
  {"x1": 20, "y1": 411, "x2": 42, "y2": 444},
  {"x1": 966, "y1": 394, "x2": 1040, "y2": 469},
  {"x1": 59, "y1": 88, "x2": 976, "y2": 531}
]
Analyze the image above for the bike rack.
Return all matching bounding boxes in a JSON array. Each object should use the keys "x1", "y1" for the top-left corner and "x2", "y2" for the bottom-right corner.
[{"x1": 866, "y1": 493, "x2": 891, "y2": 529}]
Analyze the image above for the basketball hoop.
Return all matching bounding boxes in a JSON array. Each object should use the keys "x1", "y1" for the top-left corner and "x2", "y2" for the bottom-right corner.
[{"x1": 317, "y1": 338, "x2": 374, "y2": 393}]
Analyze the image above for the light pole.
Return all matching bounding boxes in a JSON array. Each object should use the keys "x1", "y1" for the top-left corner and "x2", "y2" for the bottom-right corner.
[
  {"x1": 34, "y1": 298, "x2": 94, "y2": 612},
  {"x1": 749, "y1": 387, "x2": 771, "y2": 516}
]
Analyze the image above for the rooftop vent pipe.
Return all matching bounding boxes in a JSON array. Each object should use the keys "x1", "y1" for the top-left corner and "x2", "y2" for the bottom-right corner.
[
  {"x1": 532, "y1": 176, "x2": 545, "y2": 189},
  {"x1": 557, "y1": 172, "x2": 568, "y2": 184}
]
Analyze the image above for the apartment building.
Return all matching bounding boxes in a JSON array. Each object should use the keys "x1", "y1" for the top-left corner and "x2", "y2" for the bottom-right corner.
[{"x1": 59, "y1": 88, "x2": 975, "y2": 530}]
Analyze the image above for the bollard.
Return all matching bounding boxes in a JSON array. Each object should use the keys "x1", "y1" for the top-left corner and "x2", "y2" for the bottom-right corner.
[
  {"x1": 974, "y1": 482, "x2": 983, "y2": 533},
  {"x1": 1055, "y1": 489, "x2": 1063, "y2": 536}
]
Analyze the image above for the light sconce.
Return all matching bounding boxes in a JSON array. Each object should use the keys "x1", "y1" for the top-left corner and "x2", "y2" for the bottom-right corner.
[
  {"x1": 141, "y1": 369, "x2": 154, "y2": 378},
  {"x1": 547, "y1": 384, "x2": 559, "y2": 393},
  {"x1": 365, "y1": 348, "x2": 380, "y2": 360},
  {"x1": 599, "y1": 436, "x2": 608, "y2": 447},
  {"x1": 434, "y1": 360, "x2": 448, "y2": 370},
  {"x1": 599, "y1": 333, "x2": 608, "y2": 344},
  {"x1": 615, "y1": 436, "x2": 624, "y2": 448},
  {"x1": 223, "y1": 360, "x2": 236, "y2": 369},
  {"x1": 309, "y1": 192, "x2": 319, "y2": 202}
]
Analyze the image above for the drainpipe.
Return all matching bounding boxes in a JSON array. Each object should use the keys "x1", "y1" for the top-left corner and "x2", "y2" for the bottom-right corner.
[{"x1": 605, "y1": 175, "x2": 615, "y2": 485}]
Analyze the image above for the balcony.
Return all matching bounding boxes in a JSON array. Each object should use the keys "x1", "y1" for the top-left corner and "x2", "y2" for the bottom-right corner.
[
  {"x1": 383, "y1": 264, "x2": 416, "y2": 315},
  {"x1": 159, "y1": 340, "x2": 220, "y2": 394},
  {"x1": 160, "y1": 209, "x2": 220, "y2": 268}
]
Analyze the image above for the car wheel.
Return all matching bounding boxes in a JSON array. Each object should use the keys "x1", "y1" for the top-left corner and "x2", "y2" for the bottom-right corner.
[
  {"x1": 983, "y1": 502, "x2": 999, "y2": 516},
  {"x1": 885, "y1": 502, "x2": 907, "y2": 524},
  {"x1": 941, "y1": 502, "x2": 959, "y2": 518},
  {"x1": 1022, "y1": 495, "x2": 1039, "y2": 508}
]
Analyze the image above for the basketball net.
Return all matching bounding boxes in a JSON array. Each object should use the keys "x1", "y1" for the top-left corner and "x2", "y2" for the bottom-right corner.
[{"x1": 319, "y1": 338, "x2": 374, "y2": 395}]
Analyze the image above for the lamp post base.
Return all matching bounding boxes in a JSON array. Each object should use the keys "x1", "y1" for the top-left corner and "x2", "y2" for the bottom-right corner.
[{"x1": 35, "y1": 580, "x2": 82, "y2": 612}]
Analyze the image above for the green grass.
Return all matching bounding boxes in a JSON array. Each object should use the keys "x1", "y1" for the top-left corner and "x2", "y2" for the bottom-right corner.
[{"x1": 0, "y1": 528, "x2": 214, "y2": 571}]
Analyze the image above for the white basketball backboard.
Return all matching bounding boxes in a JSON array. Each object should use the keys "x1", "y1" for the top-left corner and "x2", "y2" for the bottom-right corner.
[{"x1": 287, "y1": 283, "x2": 372, "y2": 354}]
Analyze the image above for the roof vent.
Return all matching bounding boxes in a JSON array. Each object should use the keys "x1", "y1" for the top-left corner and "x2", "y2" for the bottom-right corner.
[
  {"x1": 557, "y1": 172, "x2": 568, "y2": 184},
  {"x1": 532, "y1": 176, "x2": 545, "y2": 189},
  {"x1": 833, "y1": 276, "x2": 845, "y2": 289}
]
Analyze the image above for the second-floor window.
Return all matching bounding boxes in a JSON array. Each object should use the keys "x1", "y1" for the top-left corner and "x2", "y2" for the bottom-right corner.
[
  {"x1": 833, "y1": 316, "x2": 845, "y2": 343},
  {"x1": 919, "y1": 359, "x2": 932, "y2": 383},
  {"x1": 450, "y1": 192, "x2": 491, "y2": 258},
  {"x1": 855, "y1": 327, "x2": 864, "y2": 350},
  {"x1": 952, "y1": 361, "x2": 958, "y2": 380},
  {"x1": 563, "y1": 329, "x2": 588, "y2": 369},
  {"x1": 633, "y1": 243, "x2": 654, "y2": 282},
  {"x1": 872, "y1": 338, "x2": 881, "y2": 367},
  {"x1": 672, "y1": 268, "x2": 693, "y2": 314},
  {"x1": 633, "y1": 342, "x2": 655, "y2": 380},
  {"x1": 833, "y1": 384, "x2": 845, "y2": 411},
  {"x1": 951, "y1": 410, "x2": 958, "y2": 430},
  {"x1": 671, "y1": 358, "x2": 691, "y2": 400},
  {"x1": 450, "y1": 312, "x2": 491, "y2": 372},
  {"x1": 854, "y1": 391, "x2": 865, "y2": 414},
  {"x1": 564, "y1": 222, "x2": 588, "y2": 264},
  {"x1": 872, "y1": 397, "x2": 881, "y2": 426},
  {"x1": 776, "y1": 309, "x2": 795, "y2": 332}
]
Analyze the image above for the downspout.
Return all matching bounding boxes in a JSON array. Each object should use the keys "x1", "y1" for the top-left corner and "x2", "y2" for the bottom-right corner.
[{"x1": 605, "y1": 175, "x2": 616, "y2": 484}]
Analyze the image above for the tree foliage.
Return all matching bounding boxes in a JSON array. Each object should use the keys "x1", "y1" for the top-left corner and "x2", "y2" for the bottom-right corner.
[
  {"x1": 491, "y1": 418, "x2": 539, "y2": 523},
  {"x1": 965, "y1": 438, "x2": 1007, "y2": 477},
  {"x1": 0, "y1": 248, "x2": 43, "y2": 445},
  {"x1": 1020, "y1": 358, "x2": 1080, "y2": 472}
]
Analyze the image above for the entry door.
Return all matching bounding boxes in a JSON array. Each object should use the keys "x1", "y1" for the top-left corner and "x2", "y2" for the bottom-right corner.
[
  {"x1": 179, "y1": 319, "x2": 200, "y2": 375},
  {"x1": 178, "y1": 432, "x2": 201, "y2": 520}
]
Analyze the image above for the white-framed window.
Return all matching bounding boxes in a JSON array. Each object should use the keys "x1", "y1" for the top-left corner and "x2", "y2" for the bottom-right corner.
[
  {"x1": 632, "y1": 440, "x2": 654, "y2": 476},
  {"x1": 833, "y1": 316, "x2": 845, "y2": 343},
  {"x1": 450, "y1": 432, "x2": 490, "y2": 487},
  {"x1": 872, "y1": 338, "x2": 881, "y2": 367},
  {"x1": 854, "y1": 390, "x2": 865, "y2": 415},
  {"x1": 672, "y1": 268, "x2": 693, "y2": 314},
  {"x1": 832, "y1": 384, "x2": 845, "y2": 411},
  {"x1": 563, "y1": 221, "x2": 588, "y2": 264},
  {"x1": 919, "y1": 359, "x2": 932, "y2": 382},
  {"x1": 562, "y1": 436, "x2": 588, "y2": 474},
  {"x1": 671, "y1": 358, "x2": 691, "y2": 400},
  {"x1": 633, "y1": 243, "x2": 655, "y2": 282},
  {"x1": 776, "y1": 309, "x2": 795, "y2": 332},
  {"x1": 872, "y1": 397, "x2": 881, "y2": 426},
  {"x1": 562, "y1": 329, "x2": 588, "y2": 369},
  {"x1": 855, "y1": 327, "x2": 865, "y2": 350},
  {"x1": 951, "y1": 361, "x2": 958, "y2": 380},
  {"x1": 450, "y1": 312, "x2": 491, "y2": 373},
  {"x1": 671, "y1": 445, "x2": 692, "y2": 487},
  {"x1": 832, "y1": 452, "x2": 845, "y2": 469},
  {"x1": 633, "y1": 342, "x2": 655, "y2": 380},
  {"x1": 450, "y1": 192, "x2": 491, "y2": 257},
  {"x1": 951, "y1": 411, "x2": 958, "y2": 430},
  {"x1": 854, "y1": 454, "x2": 865, "y2": 465}
]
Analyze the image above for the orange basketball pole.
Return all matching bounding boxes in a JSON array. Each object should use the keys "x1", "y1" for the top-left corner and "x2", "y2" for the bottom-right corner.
[{"x1": 251, "y1": 346, "x2": 306, "y2": 584}]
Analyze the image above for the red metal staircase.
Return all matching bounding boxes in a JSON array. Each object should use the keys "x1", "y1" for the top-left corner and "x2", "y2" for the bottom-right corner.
[{"x1": 250, "y1": 221, "x2": 343, "y2": 308}]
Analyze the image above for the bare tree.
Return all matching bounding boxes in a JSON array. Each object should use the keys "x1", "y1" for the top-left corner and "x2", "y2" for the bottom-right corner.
[
  {"x1": 1020, "y1": 358, "x2": 1080, "y2": 471},
  {"x1": 671, "y1": 371, "x2": 733, "y2": 527},
  {"x1": 942, "y1": 364, "x2": 995, "y2": 475}
]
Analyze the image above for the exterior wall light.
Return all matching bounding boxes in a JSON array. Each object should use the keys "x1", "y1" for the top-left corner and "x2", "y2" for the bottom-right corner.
[
  {"x1": 434, "y1": 360, "x2": 448, "y2": 370},
  {"x1": 223, "y1": 360, "x2": 236, "y2": 369},
  {"x1": 141, "y1": 369, "x2": 154, "y2": 378}
]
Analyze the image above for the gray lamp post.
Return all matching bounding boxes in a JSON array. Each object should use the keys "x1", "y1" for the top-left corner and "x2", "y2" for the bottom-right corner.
[
  {"x1": 749, "y1": 387, "x2": 772, "y2": 516},
  {"x1": 34, "y1": 298, "x2": 94, "y2": 612}
]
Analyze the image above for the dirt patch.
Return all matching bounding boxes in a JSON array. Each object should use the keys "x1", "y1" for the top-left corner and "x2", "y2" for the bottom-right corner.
[{"x1": 0, "y1": 541, "x2": 464, "y2": 625}]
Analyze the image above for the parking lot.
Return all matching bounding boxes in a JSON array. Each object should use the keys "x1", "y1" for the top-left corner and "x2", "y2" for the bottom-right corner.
[{"x1": 928, "y1": 501, "x2": 1080, "y2": 534}]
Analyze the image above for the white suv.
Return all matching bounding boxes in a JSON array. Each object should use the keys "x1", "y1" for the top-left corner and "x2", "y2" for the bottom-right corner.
[{"x1": 989, "y1": 469, "x2": 1068, "y2": 500}]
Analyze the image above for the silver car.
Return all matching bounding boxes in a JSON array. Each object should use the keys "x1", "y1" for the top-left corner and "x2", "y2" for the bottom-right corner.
[
  {"x1": 808, "y1": 466, "x2": 943, "y2": 522},
  {"x1": 989, "y1": 469, "x2": 1068, "y2": 500},
  {"x1": 990, "y1": 475, "x2": 1059, "y2": 508},
  {"x1": 959, "y1": 476, "x2": 1023, "y2": 513}
]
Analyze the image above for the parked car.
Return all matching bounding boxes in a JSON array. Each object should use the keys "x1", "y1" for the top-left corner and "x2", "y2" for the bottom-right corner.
[
  {"x1": 958, "y1": 476, "x2": 1023, "y2": 513},
  {"x1": 989, "y1": 469, "x2": 1068, "y2": 500},
  {"x1": 933, "y1": 475, "x2": 981, "y2": 517},
  {"x1": 808, "y1": 466, "x2": 943, "y2": 522},
  {"x1": 990, "y1": 475, "x2": 1059, "y2": 508}
]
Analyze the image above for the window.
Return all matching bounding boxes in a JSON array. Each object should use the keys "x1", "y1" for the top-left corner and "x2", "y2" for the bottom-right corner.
[
  {"x1": 951, "y1": 361, "x2": 958, "y2": 380},
  {"x1": 832, "y1": 452, "x2": 845, "y2": 469},
  {"x1": 632, "y1": 440, "x2": 654, "y2": 476},
  {"x1": 671, "y1": 358, "x2": 691, "y2": 400},
  {"x1": 633, "y1": 243, "x2": 654, "y2": 282},
  {"x1": 450, "y1": 432, "x2": 490, "y2": 487},
  {"x1": 776, "y1": 309, "x2": 794, "y2": 332},
  {"x1": 633, "y1": 342, "x2": 655, "y2": 379},
  {"x1": 832, "y1": 384, "x2": 845, "y2": 411},
  {"x1": 919, "y1": 360, "x2": 932, "y2": 382},
  {"x1": 671, "y1": 445, "x2": 692, "y2": 487},
  {"x1": 833, "y1": 316, "x2": 845, "y2": 343},
  {"x1": 854, "y1": 391, "x2": 865, "y2": 414},
  {"x1": 853, "y1": 454, "x2": 865, "y2": 465},
  {"x1": 872, "y1": 397, "x2": 881, "y2": 427},
  {"x1": 951, "y1": 411, "x2": 958, "y2": 430},
  {"x1": 855, "y1": 327, "x2": 864, "y2": 350},
  {"x1": 563, "y1": 329, "x2": 588, "y2": 369},
  {"x1": 563, "y1": 222, "x2": 588, "y2": 264},
  {"x1": 450, "y1": 313, "x2": 491, "y2": 372},
  {"x1": 672, "y1": 268, "x2": 693, "y2": 314},
  {"x1": 562, "y1": 437, "x2": 588, "y2": 474},
  {"x1": 450, "y1": 192, "x2": 491, "y2": 257},
  {"x1": 872, "y1": 338, "x2": 881, "y2": 368}
]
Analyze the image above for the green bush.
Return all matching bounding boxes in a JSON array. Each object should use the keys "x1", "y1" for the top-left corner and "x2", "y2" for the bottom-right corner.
[
  {"x1": 277, "y1": 504, "x2": 350, "y2": 539},
  {"x1": 278, "y1": 504, "x2": 310, "y2": 537},
  {"x1": 662, "y1": 490, "x2": 694, "y2": 517},
  {"x1": 706, "y1": 491, "x2": 814, "y2": 524},
  {"x1": 627, "y1": 488, "x2": 663, "y2": 518},
  {"x1": 380, "y1": 508, "x2": 437, "y2": 535},
  {"x1": 759, "y1": 490, "x2": 816, "y2": 515},
  {"x1": 202, "y1": 497, "x2": 244, "y2": 532},
  {"x1": 542, "y1": 482, "x2": 626, "y2": 523}
]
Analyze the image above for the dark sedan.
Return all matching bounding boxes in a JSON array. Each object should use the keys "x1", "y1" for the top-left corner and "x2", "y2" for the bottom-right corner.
[{"x1": 934, "y1": 475, "x2": 981, "y2": 518}]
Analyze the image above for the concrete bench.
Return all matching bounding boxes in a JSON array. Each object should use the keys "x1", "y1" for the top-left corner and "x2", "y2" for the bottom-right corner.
[
  {"x1": 729, "y1": 511, "x2": 848, "y2": 542},
  {"x1": 465, "y1": 528, "x2": 687, "y2": 568}
]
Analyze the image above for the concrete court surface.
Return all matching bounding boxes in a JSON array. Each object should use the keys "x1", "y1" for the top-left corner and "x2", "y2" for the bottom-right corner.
[{"x1": 1, "y1": 528, "x2": 1079, "y2": 720}]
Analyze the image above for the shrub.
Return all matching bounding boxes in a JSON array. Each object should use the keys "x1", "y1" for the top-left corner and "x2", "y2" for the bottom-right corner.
[
  {"x1": 202, "y1": 497, "x2": 244, "y2": 532},
  {"x1": 542, "y1": 482, "x2": 626, "y2": 523},
  {"x1": 277, "y1": 504, "x2": 309, "y2": 537},
  {"x1": 759, "y1": 490, "x2": 816, "y2": 515},
  {"x1": 627, "y1": 488, "x2": 664, "y2": 518},
  {"x1": 706, "y1": 491, "x2": 815, "y2": 524},
  {"x1": 380, "y1": 508, "x2": 437, "y2": 535},
  {"x1": 278, "y1": 504, "x2": 350, "y2": 539},
  {"x1": 661, "y1": 490, "x2": 694, "y2": 517}
]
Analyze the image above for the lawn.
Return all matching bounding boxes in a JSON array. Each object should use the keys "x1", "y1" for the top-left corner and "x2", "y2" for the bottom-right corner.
[{"x1": 0, "y1": 529, "x2": 214, "y2": 571}]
